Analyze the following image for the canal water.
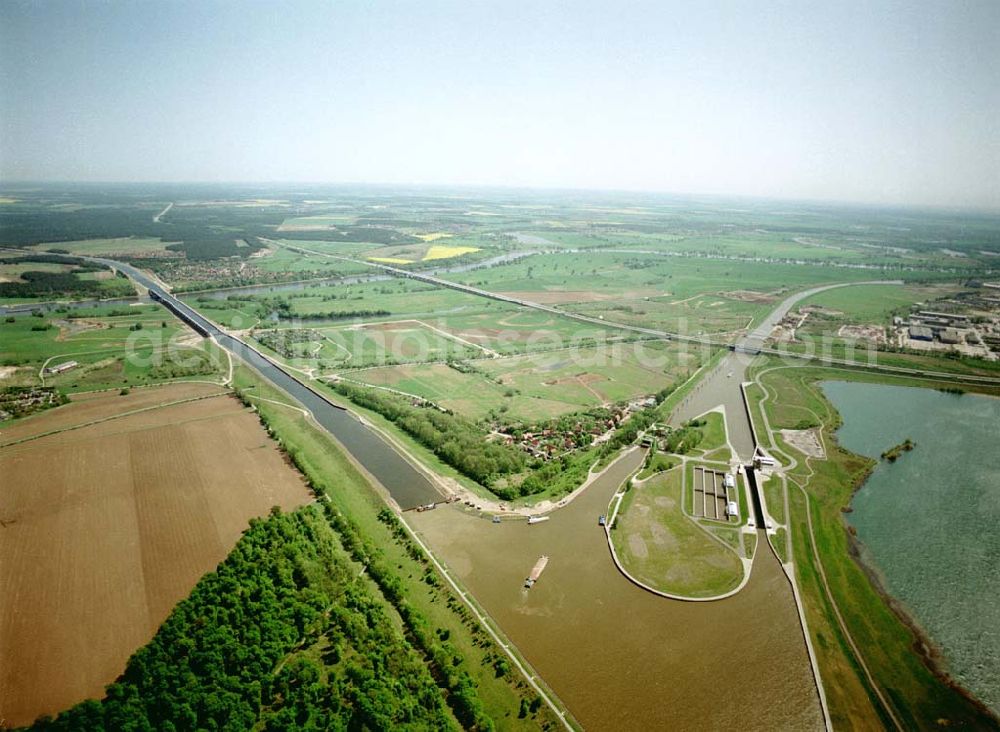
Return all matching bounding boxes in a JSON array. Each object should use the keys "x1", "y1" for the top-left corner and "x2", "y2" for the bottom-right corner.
[
  {"x1": 410, "y1": 448, "x2": 824, "y2": 730},
  {"x1": 93, "y1": 258, "x2": 443, "y2": 510},
  {"x1": 670, "y1": 281, "x2": 902, "y2": 462},
  {"x1": 822, "y1": 381, "x2": 1000, "y2": 714}
]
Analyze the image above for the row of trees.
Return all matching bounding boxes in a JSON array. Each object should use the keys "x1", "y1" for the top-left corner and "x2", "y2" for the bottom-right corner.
[
  {"x1": 333, "y1": 381, "x2": 687, "y2": 499},
  {"x1": 237, "y1": 389, "x2": 505, "y2": 729},
  {"x1": 331, "y1": 382, "x2": 526, "y2": 486}
]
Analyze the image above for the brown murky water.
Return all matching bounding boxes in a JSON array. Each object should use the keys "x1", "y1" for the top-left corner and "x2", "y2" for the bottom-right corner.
[{"x1": 411, "y1": 449, "x2": 822, "y2": 730}]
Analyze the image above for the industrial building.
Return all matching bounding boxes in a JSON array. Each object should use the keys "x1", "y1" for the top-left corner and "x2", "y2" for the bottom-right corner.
[
  {"x1": 939, "y1": 329, "x2": 963, "y2": 345},
  {"x1": 43, "y1": 360, "x2": 78, "y2": 375}
]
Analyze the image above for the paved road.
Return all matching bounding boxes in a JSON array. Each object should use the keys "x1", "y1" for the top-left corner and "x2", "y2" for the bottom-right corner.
[{"x1": 153, "y1": 202, "x2": 173, "y2": 223}]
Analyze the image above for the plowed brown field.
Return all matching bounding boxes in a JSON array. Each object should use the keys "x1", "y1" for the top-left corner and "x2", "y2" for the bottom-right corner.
[{"x1": 0, "y1": 386, "x2": 312, "y2": 727}]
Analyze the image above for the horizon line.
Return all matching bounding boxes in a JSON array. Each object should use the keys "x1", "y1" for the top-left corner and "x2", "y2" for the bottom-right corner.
[{"x1": 1, "y1": 178, "x2": 998, "y2": 216}]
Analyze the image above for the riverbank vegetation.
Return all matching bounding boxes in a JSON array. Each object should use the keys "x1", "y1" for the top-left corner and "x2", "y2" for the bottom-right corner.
[
  {"x1": 881, "y1": 438, "x2": 915, "y2": 462},
  {"x1": 331, "y1": 380, "x2": 528, "y2": 486},
  {"x1": 747, "y1": 359, "x2": 1000, "y2": 730},
  {"x1": 330, "y1": 377, "x2": 677, "y2": 502},
  {"x1": 231, "y1": 365, "x2": 566, "y2": 728}
]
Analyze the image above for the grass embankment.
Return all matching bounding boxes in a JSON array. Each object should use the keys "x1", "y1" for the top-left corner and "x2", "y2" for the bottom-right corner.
[
  {"x1": 761, "y1": 474, "x2": 785, "y2": 525},
  {"x1": 612, "y1": 468, "x2": 743, "y2": 598},
  {"x1": 692, "y1": 411, "x2": 727, "y2": 453},
  {"x1": 748, "y1": 359, "x2": 1000, "y2": 730},
  {"x1": 232, "y1": 365, "x2": 565, "y2": 729},
  {"x1": 656, "y1": 345, "x2": 728, "y2": 419},
  {"x1": 635, "y1": 452, "x2": 677, "y2": 481},
  {"x1": 774, "y1": 338, "x2": 1000, "y2": 379}
]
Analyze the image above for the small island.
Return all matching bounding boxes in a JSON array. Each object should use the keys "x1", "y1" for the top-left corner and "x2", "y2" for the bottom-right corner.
[{"x1": 881, "y1": 438, "x2": 916, "y2": 462}]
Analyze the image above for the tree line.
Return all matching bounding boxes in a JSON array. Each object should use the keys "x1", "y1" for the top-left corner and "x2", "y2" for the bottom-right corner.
[
  {"x1": 28, "y1": 508, "x2": 463, "y2": 731},
  {"x1": 331, "y1": 381, "x2": 526, "y2": 486}
]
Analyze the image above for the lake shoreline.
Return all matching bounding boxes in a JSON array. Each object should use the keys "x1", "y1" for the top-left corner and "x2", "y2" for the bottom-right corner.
[{"x1": 829, "y1": 420, "x2": 1000, "y2": 723}]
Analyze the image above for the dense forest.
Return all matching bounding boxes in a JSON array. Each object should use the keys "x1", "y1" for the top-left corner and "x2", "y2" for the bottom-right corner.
[
  {"x1": 28, "y1": 508, "x2": 464, "y2": 731},
  {"x1": 0, "y1": 256, "x2": 133, "y2": 299}
]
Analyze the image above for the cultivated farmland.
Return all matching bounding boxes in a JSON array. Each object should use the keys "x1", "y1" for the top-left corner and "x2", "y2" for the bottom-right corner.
[{"x1": 0, "y1": 384, "x2": 312, "y2": 726}]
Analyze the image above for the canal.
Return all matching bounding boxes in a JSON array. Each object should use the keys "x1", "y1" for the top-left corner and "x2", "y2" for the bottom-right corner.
[
  {"x1": 671, "y1": 280, "x2": 903, "y2": 461},
  {"x1": 94, "y1": 258, "x2": 443, "y2": 510},
  {"x1": 410, "y1": 449, "x2": 824, "y2": 730},
  {"x1": 91, "y1": 257, "x2": 880, "y2": 727}
]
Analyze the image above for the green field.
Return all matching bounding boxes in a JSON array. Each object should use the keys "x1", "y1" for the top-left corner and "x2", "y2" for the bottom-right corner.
[
  {"x1": 799, "y1": 282, "x2": 963, "y2": 323},
  {"x1": 612, "y1": 468, "x2": 744, "y2": 598},
  {"x1": 29, "y1": 237, "x2": 176, "y2": 257},
  {"x1": 692, "y1": 410, "x2": 728, "y2": 454},
  {"x1": 0, "y1": 305, "x2": 224, "y2": 395},
  {"x1": 476, "y1": 340, "x2": 699, "y2": 411}
]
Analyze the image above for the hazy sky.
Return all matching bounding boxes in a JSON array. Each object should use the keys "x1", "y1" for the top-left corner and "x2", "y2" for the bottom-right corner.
[{"x1": 2, "y1": 0, "x2": 998, "y2": 208}]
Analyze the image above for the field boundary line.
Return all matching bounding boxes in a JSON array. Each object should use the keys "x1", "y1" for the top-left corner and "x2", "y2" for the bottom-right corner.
[{"x1": 0, "y1": 391, "x2": 230, "y2": 448}]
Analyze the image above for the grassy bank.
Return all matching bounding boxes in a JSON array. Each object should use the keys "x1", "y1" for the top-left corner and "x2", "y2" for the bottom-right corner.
[
  {"x1": 747, "y1": 358, "x2": 1000, "y2": 730},
  {"x1": 232, "y1": 364, "x2": 567, "y2": 729},
  {"x1": 612, "y1": 468, "x2": 744, "y2": 598}
]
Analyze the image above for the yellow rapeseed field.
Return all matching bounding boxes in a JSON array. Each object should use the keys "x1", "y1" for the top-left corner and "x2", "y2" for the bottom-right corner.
[{"x1": 422, "y1": 245, "x2": 480, "y2": 261}]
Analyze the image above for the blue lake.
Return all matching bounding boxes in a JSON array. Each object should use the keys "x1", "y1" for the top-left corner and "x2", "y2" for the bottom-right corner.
[{"x1": 821, "y1": 381, "x2": 1000, "y2": 714}]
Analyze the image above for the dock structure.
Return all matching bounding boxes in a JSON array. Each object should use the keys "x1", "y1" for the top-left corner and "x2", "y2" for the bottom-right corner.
[{"x1": 524, "y1": 555, "x2": 549, "y2": 588}]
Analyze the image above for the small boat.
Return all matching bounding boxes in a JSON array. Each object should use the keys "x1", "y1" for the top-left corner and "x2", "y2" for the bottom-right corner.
[
  {"x1": 527, "y1": 515, "x2": 550, "y2": 525},
  {"x1": 598, "y1": 515, "x2": 606, "y2": 526},
  {"x1": 492, "y1": 515, "x2": 501, "y2": 524}
]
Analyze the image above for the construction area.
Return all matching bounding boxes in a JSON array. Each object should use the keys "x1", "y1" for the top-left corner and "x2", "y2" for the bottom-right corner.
[{"x1": 691, "y1": 466, "x2": 739, "y2": 522}]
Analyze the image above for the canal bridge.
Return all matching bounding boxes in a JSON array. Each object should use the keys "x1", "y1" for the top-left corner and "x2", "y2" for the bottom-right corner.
[{"x1": 89, "y1": 256, "x2": 446, "y2": 511}]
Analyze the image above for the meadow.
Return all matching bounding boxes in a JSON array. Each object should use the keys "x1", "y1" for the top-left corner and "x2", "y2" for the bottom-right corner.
[
  {"x1": 612, "y1": 467, "x2": 745, "y2": 598},
  {"x1": 0, "y1": 304, "x2": 225, "y2": 395},
  {"x1": 798, "y1": 282, "x2": 963, "y2": 323}
]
